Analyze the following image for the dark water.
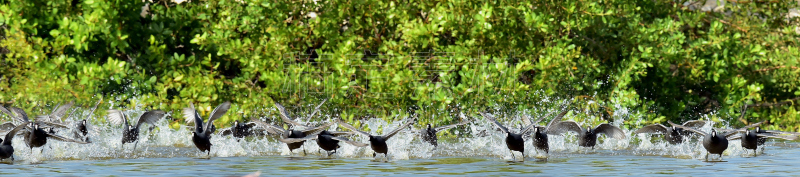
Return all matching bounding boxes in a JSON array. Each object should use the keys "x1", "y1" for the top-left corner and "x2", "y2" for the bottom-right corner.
[{"x1": 1, "y1": 110, "x2": 799, "y2": 176}]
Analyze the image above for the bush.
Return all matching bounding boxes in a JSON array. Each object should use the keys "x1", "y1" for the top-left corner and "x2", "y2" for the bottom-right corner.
[{"x1": 1, "y1": 0, "x2": 799, "y2": 132}]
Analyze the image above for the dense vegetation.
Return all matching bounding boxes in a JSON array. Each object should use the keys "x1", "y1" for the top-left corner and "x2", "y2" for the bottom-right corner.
[{"x1": 1, "y1": 0, "x2": 799, "y2": 132}]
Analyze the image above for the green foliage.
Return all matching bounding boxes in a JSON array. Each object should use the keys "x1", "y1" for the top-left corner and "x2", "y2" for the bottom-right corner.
[{"x1": 0, "y1": 0, "x2": 799, "y2": 131}]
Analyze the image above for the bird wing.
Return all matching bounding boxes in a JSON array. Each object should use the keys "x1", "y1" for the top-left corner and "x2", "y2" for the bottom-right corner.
[
  {"x1": 521, "y1": 115, "x2": 533, "y2": 127},
  {"x1": 243, "y1": 122, "x2": 257, "y2": 129},
  {"x1": 251, "y1": 120, "x2": 286, "y2": 135},
  {"x1": 544, "y1": 108, "x2": 570, "y2": 133},
  {"x1": 9, "y1": 107, "x2": 29, "y2": 123},
  {"x1": 328, "y1": 131, "x2": 355, "y2": 136},
  {"x1": 740, "y1": 120, "x2": 766, "y2": 130},
  {"x1": 205, "y1": 101, "x2": 232, "y2": 133},
  {"x1": 634, "y1": 124, "x2": 669, "y2": 134},
  {"x1": 301, "y1": 122, "x2": 334, "y2": 136},
  {"x1": 106, "y1": 109, "x2": 128, "y2": 126},
  {"x1": 723, "y1": 120, "x2": 766, "y2": 137},
  {"x1": 727, "y1": 134, "x2": 742, "y2": 140},
  {"x1": 479, "y1": 112, "x2": 509, "y2": 134},
  {"x1": 218, "y1": 127, "x2": 233, "y2": 136},
  {"x1": 331, "y1": 136, "x2": 369, "y2": 147},
  {"x1": 182, "y1": 102, "x2": 204, "y2": 132},
  {"x1": 520, "y1": 121, "x2": 538, "y2": 135},
  {"x1": 278, "y1": 135, "x2": 318, "y2": 144},
  {"x1": 82, "y1": 99, "x2": 103, "y2": 122},
  {"x1": 49, "y1": 100, "x2": 74, "y2": 122},
  {"x1": 681, "y1": 120, "x2": 706, "y2": 128},
  {"x1": 46, "y1": 133, "x2": 90, "y2": 144},
  {"x1": 136, "y1": 110, "x2": 166, "y2": 129},
  {"x1": 756, "y1": 133, "x2": 797, "y2": 141},
  {"x1": 435, "y1": 116, "x2": 473, "y2": 132},
  {"x1": 335, "y1": 119, "x2": 372, "y2": 137},
  {"x1": 2, "y1": 123, "x2": 27, "y2": 145},
  {"x1": 274, "y1": 101, "x2": 311, "y2": 128},
  {"x1": 36, "y1": 121, "x2": 70, "y2": 129},
  {"x1": 382, "y1": 117, "x2": 416, "y2": 140},
  {"x1": 668, "y1": 121, "x2": 706, "y2": 136},
  {"x1": 762, "y1": 130, "x2": 800, "y2": 136},
  {"x1": 0, "y1": 105, "x2": 16, "y2": 120},
  {"x1": 595, "y1": 124, "x2": 626, "y2": 139},
  {"x1": 0, "y1": 122, "x2": 16, "y2": 131},
  {"x1": 305, "y1": 98, "x2": 328, "y2": 121},
  {"x1": 546, "y1": 121, "x2": 583, "y2": 135}
]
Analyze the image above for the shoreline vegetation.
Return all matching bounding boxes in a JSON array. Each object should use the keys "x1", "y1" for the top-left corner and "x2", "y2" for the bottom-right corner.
[{"x1": 1, "y1": 1, "x2": 799, "y2": 133}]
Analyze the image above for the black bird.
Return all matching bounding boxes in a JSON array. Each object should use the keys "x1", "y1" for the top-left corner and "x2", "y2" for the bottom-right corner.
[
  {"x1": 548, "y1": 120, "x2": 626, "y2": 149},
  {"x1": 747, "y1": 126, "x2": 800, "y2": 145},
  {"x1": 272, "y1": 103, "x2": 363, "y2": 157},
  {"x1": 72, "y1": 100, "x2": 102, "y2": 143},
  {"x1": 419, "y1": 113, "x2": 472, "y2": 147},
  {"x1": 219, "y1": 120, "x2": 259, "y2": 139},
  {"x1": 731, "y1": 127, "x2": 797, "y2": 156},
  {"x1": 479, "y1": 112, "x2": 537, "y2": 161},
  {"x1": 70, "y1": 119, "x2": 91, "y2": 143},
  {"x1": 271, "y1": 98, "x2": 338, "y2": 154},
  {"x1": 634, "y1": 120, "x2": 706, "y2": 144},
  {"x1": 314, "y1": 130, "x2": 365, "y2": 156},
  {"x1": 670, "y1": 121, "x2": 760, "y2": 161},
  {"x1": 23, "y1": 122, "x2": 90, "y2": 152},
  {"x1": 0, "y1": 123, "x2": 27, "y2": 161},
  {"x1": 336, "y1": 117, "x2": 415, "y2": 160},
  {"x1": 107, "y1": 109, "x2": 166, "y2": 150},
  {"x1": 520, "y1": 108, "x2": 570, "y2": 154},
  {"x1": 0, "y1": 106, "x2": 87, "y2": 152},
  {"x1": 184, "y1": 101, "x2": 232, "y2": 156},
  {"x1": 271, "y1": 128, "x2": 367, "y2": 157},
  {"x1": 252, "y1": 120, "x2": 337, "y2": 155}
]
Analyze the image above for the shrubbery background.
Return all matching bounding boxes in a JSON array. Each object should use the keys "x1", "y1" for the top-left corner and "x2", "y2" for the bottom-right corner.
[{"x1": 1, "y1": 0, "x2": 799, "y2": 132}]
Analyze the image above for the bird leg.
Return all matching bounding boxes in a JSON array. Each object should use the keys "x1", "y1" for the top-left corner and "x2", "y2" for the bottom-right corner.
[
  {"x1": 510, "y1": 152, "x2": 516, "y2": 161},
  {"x1": 134, "y1": 141, "x2": 139, "y2": 151}
]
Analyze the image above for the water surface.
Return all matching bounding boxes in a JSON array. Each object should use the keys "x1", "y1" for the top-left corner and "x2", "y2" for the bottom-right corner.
[{"x1": 2, "y1": 110, "x2": 799, "y2": 176}]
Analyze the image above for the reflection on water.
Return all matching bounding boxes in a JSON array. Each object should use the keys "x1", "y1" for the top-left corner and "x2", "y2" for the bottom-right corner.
[{"x1": 1, "y1": 108, "x2": 800, "y2": 175}]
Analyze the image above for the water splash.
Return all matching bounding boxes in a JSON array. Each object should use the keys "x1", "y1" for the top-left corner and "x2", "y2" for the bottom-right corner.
[{"x1": 4, "y1": 101, "x2": 778, "y2": 164}]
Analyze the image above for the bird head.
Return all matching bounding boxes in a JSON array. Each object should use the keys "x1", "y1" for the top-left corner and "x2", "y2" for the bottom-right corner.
[
  {"x1": 234, "y1": 120, "x2": 239, "y2": 127},
  {"x1": 755, "y1": 127, "x2": 761, "y2": 132},
  {"x1": 80, "y1": 119, "x2": 86, "y2": 126},
  {"x1": 426, "y1": 124, "x2": 432, "y2": 130},
  {"x1": 711, "y1": 129, "x2": 717, "y2": 137},
  {"x1": 128, "y1": 125, "x2": 134, "y2": 130},
  {"x1": 745, "y1": 130, "x2": 750, "y2": 136},
  {"x1": 586, "y1": 126, "x2": 592, "y2": 134}
]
